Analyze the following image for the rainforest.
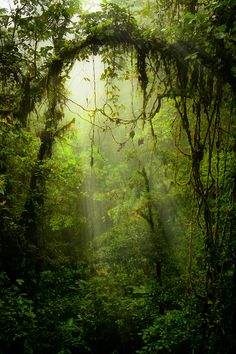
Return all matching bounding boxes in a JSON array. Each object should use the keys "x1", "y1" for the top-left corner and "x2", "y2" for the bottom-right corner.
[{"x1": 0, "y1": 0, "x2": 236, "y2": 353}]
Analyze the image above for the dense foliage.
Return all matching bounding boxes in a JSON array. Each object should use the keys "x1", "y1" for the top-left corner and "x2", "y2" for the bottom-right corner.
[{"x1": 0, "y1": 0, "x2": 236, "y2": 353}]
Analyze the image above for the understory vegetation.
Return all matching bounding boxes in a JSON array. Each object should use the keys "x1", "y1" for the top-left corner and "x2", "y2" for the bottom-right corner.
[{"x1": 0, "y1": 0, "x2": 236, "y2": 353}]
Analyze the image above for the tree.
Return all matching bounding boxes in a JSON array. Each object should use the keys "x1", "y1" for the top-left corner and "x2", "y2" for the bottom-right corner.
[{"x1": 0, "y1": 0, "x2": 236, "y2": 353}]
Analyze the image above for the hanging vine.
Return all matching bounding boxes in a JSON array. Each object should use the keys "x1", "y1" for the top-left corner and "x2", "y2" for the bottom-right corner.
[{"x1": 0, "y1": 2, "x2": 235, "y2": 349}]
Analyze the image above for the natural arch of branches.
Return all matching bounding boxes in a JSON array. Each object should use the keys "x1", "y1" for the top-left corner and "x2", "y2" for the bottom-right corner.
[{"x1": 0, "y1": 2, "x2": 236, "y2": 351}]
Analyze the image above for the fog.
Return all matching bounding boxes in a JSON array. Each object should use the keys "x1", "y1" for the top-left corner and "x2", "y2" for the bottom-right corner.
[{"x1": 63, "y1": 54, "x2": 185, "y2": 269}]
